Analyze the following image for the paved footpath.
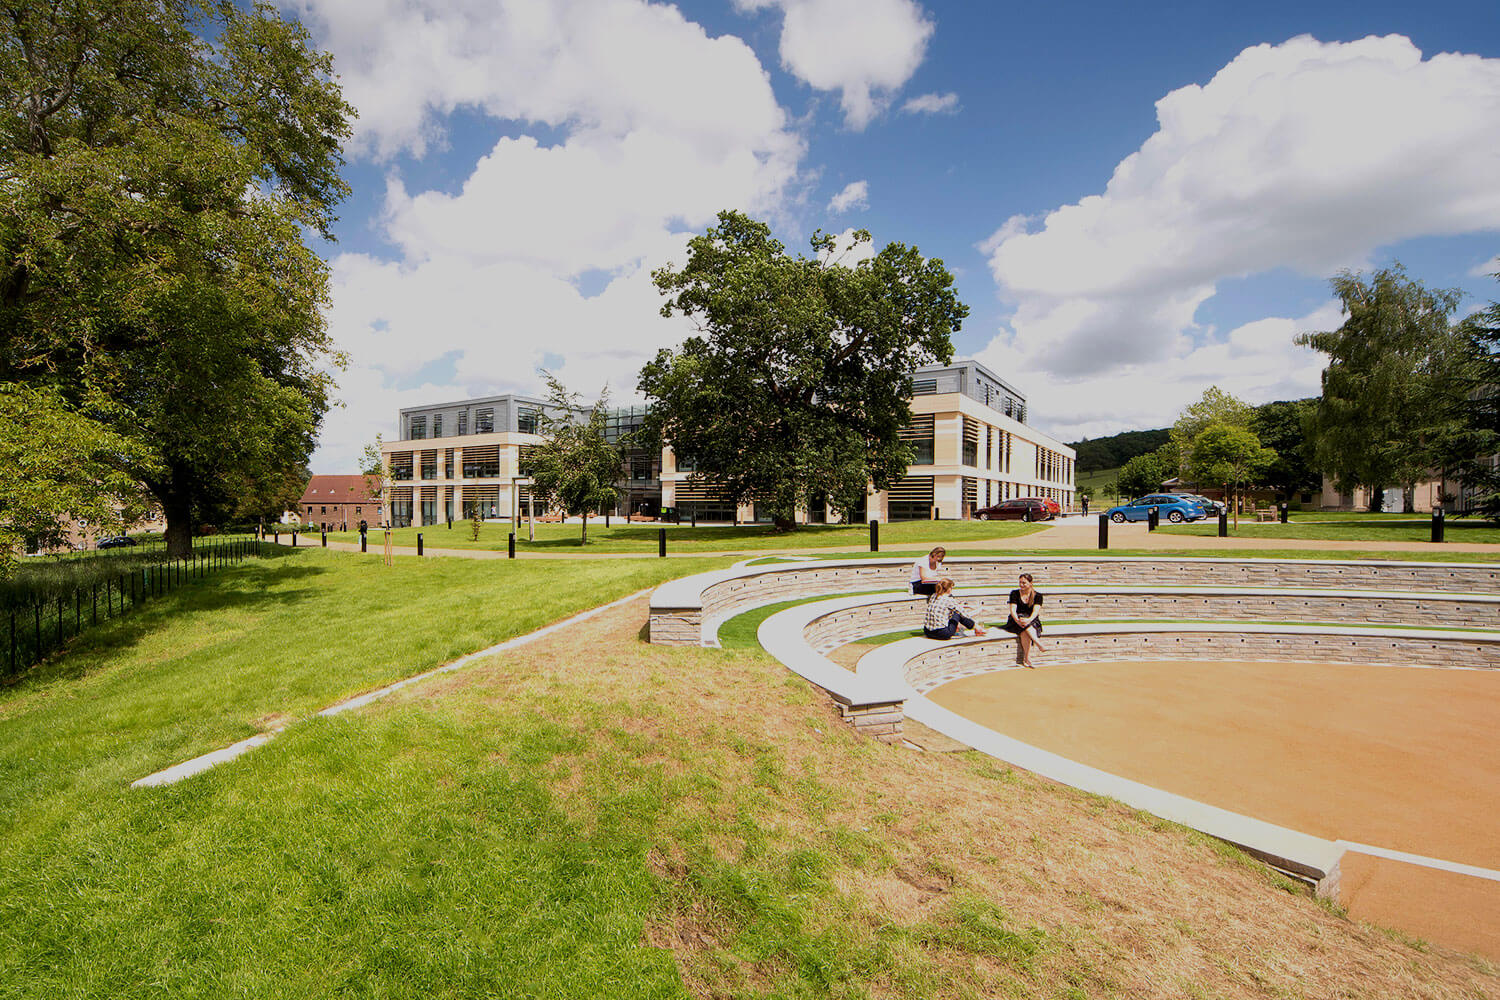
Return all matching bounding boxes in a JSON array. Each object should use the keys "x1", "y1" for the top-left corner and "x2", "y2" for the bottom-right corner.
[{"x1": 269, "y1": 518, "x2": 1500, "y2": 560}]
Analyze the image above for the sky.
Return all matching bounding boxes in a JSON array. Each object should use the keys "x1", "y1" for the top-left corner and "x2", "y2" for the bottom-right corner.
[{"x1": 279, "y1": 0, "x2": 1500, "y2": 472}]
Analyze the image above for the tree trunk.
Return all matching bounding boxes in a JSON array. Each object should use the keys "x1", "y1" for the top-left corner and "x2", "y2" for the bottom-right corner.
[
  {"x1": 160, "y1": 464, "x2": 195, "y2": 558},
  {"x1": 580, "y1": 512, "x2": 588, "y2": 545},
  {"x1": 1230, "y1": 483, "x2": 1239, "y2": 531},
  {"x1": 1403, "y1": 484, "x2": 1415, "y2": 514}
]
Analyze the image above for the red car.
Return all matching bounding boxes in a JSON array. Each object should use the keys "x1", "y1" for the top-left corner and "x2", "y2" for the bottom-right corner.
[
  {"x1": 974, "y1": 498, "x2": 1053, "y2": 522},
  {"x1": 1014, "y1": 496, "x2": 1062, "y2": 516}
]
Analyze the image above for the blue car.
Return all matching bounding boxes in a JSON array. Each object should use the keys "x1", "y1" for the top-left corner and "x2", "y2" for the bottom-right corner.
[{"x1": 1106, "y1": 494, "x2": 1209, "y2": 524}]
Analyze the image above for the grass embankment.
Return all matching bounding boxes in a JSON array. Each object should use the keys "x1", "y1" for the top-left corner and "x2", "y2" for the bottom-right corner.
[
  {"x1": 793, "y1": 546, "x2": 1500, "y2": 563},
  {"x1": 1074, "y1": 466, "x2": 1121, "y2": 505},
  {"x1": 0, "y1": 548, "x2": 1495, "y2": 996},
  {"x1": 324, "y1": 520, "x2": 1045, "y2": 554}
]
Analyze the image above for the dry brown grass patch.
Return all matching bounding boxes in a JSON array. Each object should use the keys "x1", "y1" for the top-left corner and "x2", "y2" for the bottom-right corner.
[{"x1": 386, "y1": 595, "x2": 1499, "y2": 1000}]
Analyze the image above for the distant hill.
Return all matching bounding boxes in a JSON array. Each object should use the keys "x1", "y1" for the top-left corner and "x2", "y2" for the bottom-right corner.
[{"x1": 1068, "y1": 428, "x2": 1170, "y2": 473}]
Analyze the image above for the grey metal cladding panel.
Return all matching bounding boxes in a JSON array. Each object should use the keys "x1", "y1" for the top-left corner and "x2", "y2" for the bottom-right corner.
[{"x1": 495, "y1": 399, "x2": 511, "y2": 432}]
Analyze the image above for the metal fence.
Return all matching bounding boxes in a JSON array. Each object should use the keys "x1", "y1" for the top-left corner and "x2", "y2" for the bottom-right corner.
[{"x1": 3, "y1": 537, "x2": 276, "y2": 678}]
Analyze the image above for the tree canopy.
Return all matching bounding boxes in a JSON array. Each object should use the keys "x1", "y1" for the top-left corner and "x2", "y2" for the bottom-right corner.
[
  {"x1": 0, "y1": 383, "x2": 150, "y2": 572},
  {"x1": 1116, "y1": 452, "x2": 1165, "y2": 498},
  {"x1": 1187, "y1": 422, "x2": 1276, "y2": 528},
  {"x1": 641, "y1": 211, "x2": 966, "y2": 527},
  {"x1": 1296, "y1": 266, "x2": 1472, "y2": 512},
  {"x1": 1448, "y1": 266, "x2": 1500, "y2": 517},
  {"x1": 1170, "y1": 387, "x2": 1253, "y2": 481},
  {"x1": 1250, "y1": 398, "x2": 1321, "y2": 501},
  {"x1": 522, "y1": 373, "x2": 620, "y2": 544},
  {"x1": 1, "y1": 0, "x2": 354, "y2": 554}
]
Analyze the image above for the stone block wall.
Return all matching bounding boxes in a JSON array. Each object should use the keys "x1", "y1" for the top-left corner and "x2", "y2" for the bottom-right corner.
[
  {"x1": 650, "y1": 557, "x2": 1500, "y2": 646},
  {"x1": 902, "y1": 630, "x2": 1500, "y2": 694}
]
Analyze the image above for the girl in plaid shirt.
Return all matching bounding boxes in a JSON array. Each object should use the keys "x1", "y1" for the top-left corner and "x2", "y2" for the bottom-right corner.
[{"x1": 923, "y1": 579, "x2": 988, "y2": 640}]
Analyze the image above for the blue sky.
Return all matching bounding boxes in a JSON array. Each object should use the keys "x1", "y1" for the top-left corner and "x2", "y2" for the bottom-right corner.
[{"x1": 286, "y1": 0, "x2": 1500, "y2": 472}]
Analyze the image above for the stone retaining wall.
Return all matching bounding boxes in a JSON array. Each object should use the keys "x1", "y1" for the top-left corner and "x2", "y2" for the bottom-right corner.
[
  {"x1": 902, "y1": 630, "x2": 1500, "y2": 693},
  {"x1": 649, "y1": 557, "x2": 1500, "y2": 646},
  {"x1": 802, "y1": 591, "x2": 1500, "y2": 653}
]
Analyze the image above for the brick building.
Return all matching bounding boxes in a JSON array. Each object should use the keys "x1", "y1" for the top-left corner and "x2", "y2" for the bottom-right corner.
[{"x1": 295, "y1": 475, "x2": 381, "y2": 531}]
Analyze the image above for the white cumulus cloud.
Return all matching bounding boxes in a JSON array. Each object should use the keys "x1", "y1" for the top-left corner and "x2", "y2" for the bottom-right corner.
[
  {"x1": 980, "y1": 34, "x2": 1500, "y2": 385},
  {"x1": 285, "y1": 0, "x2": 809, "y2": 471},
  {"x1": 978, "y1": 301, "x2": 1343, "y2": 445},
  {"x1": 901, "y1": 91, "x2": 958, "y2": 115},
  {"x1": 734, "y1": 0, "x2": 935, "y2": 129},
  {"x1": 828, "y1": 180, "x2": 869, "y2": 213}
]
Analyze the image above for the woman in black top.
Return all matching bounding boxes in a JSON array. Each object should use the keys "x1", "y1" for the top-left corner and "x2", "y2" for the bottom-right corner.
[{"x1": 1001, "y1": 573, "x2": 1044, "y2": 667}]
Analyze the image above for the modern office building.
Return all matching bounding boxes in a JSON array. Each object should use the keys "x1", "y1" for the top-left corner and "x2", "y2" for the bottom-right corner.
[{"x1": 379, "y1": 360, "x2": 1075, "y2": 526}]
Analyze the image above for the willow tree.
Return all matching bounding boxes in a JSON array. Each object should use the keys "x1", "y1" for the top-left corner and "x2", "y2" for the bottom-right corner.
[
  {"x1": 1296, "y1": 266, "x2": 1470, "y2": 513},
  {"x1": 641, "y1": 211, "x2": 966, "y2": 528},
  {"x1": 1, "y1": 0, "x2": 354, "y2": 555}
]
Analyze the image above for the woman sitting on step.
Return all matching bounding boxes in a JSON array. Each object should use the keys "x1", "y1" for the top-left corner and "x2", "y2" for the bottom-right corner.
[{"x1": 922, "y1": 579, "x2": 987, "y2": 640}]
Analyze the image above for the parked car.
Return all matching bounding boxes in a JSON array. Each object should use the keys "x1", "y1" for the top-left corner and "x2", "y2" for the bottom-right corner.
[
  {"x1": 1014, "y1": 496, "x2": 1062, "y2": 516},
  {"x1": 1165, "y1": 491, "x2": 1225, "y2": 515},
  {"x1": 1105, "y1": 495, "x2": 1209, "y2": 524},
  {"x1": 96, "y1": 535, "x2": 137, "y2": 549},
  {"x1": 975, "y1": 498, "x2": 1053, "y2": 522}
]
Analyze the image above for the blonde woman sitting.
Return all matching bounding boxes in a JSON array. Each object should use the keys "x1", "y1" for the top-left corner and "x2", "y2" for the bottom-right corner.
[{"x1": 922, "y1": 579, "x2": 988, "y2": 640}]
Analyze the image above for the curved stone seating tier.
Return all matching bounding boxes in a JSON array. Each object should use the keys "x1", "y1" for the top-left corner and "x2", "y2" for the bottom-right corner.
[
  {"x1": 648, "y1": 556, "x2": 1500, "y2": 647},
  {"x1": 800, "y1": 587, "x2": 1500, "y2": 653}
]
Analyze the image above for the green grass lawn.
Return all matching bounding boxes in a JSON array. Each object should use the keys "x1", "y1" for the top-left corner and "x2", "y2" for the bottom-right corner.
[
  {"x1": 0, "y1": 546, "x2": 1491, "y2": 996},
  {"x1": 322, "y1": 519, "x2": 1046, "y2": 554},
  {"x1": 1158, "y1": 516, "x2": 1500, "y2": 544}
]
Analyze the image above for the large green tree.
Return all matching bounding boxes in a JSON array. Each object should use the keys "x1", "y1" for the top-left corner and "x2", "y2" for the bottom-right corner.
[
  {"x1": 1296, "y1": 266, "x2": 1472, "y2": 513},
  {"x1": 1250, "y1": 398, "x2": 1321, "y2": 502},
  {"x1": 1116, "y1": 452, "x2": 1164, "y2": 498},
  {"x1": 1186, "y1": 422, "x2": 1276, "y2": 529},
  {"x1": 1170, "y1": 387, "x2": 1253, "y2": 482},
  {"x1": 1, "y1": 0, "x2": 353, "y2": 555},
  {"x1": 642, "y1": 211, "x2": 966, "y2": 528},
  {"x1": 522, "y1": 373, "x2": 620, "y2": 545}
]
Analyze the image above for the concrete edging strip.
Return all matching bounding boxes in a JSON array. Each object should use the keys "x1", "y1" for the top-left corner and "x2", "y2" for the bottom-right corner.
[{"x1": 131, "y1": 587, "x2": 654, "y2": 789}]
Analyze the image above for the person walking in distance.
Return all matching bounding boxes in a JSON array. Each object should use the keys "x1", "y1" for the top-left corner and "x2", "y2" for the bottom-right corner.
[
  {"x1": 910, "y1": 546, "x2": 945, "y2": 596},
  {"x1": 1002, "y1": 572, "x2": 1044, "y2": 667},
  {"x1": 922, "y1": 579, "x2": 987, "y2": 640}
]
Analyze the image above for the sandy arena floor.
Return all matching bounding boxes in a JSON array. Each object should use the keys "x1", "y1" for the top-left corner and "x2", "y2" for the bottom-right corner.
[{"x1": 927, "y1": 658, "x2": 1500, "y2": 956}]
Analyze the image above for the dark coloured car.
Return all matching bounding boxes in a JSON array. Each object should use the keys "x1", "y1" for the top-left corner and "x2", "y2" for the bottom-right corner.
[
  {"x1": 96, "y1": 536, "x2": 137, "y2": 549},
  {"x1": 975, "y1": 498, "x2": 1052, "y2": 522}
]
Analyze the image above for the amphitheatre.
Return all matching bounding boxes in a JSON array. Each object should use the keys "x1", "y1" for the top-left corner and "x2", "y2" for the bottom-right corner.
[{"x1": 648, "y1": 519, "x2": 1500, "y2": 960}]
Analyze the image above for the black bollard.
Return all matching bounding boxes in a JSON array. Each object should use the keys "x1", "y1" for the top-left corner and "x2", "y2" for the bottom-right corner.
[
  {"x1": 1432, "y1": 509, "x2": 1445, "y2": 543},
  {"x1": 1218, "y1": 510, "x2": 1228, "y2": 537},
  {"x1": 508, "y1": 532, "x2": 516, "y2": 559},
  {"x1": 869, "y1": 518, "x2": 879, "y2": 552},
  {"x1": 1097, "y1": 513, "x2": 1108, "y2": 550},
  {"x1": 417, "y1": 532, "x2": 423, "y2": 556},
  {"x1": 292, "y1": 530, "x2": 298, "y2": 547},
  {"x1": 360, "y1": 531, "x2": 367, "y2": 553},
  {"x1": 321, "y1": 529, "x2": 327, "y2": 547},
  {"x1": 659, "y1": 527, "x2": 666, "y2": 558},
  {"x1": 1279, "y1": 503, "x2": 1289, "y2": 524},
  {"x1": 1148, "y1": 506, "x2": 1159, "y2": 531},
  {"x1": 274, "y1": 529, "x2": 279, "y2": 544},
  {"x1": 447, "y1": 517, "x2": 452, "y2": 530}
]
